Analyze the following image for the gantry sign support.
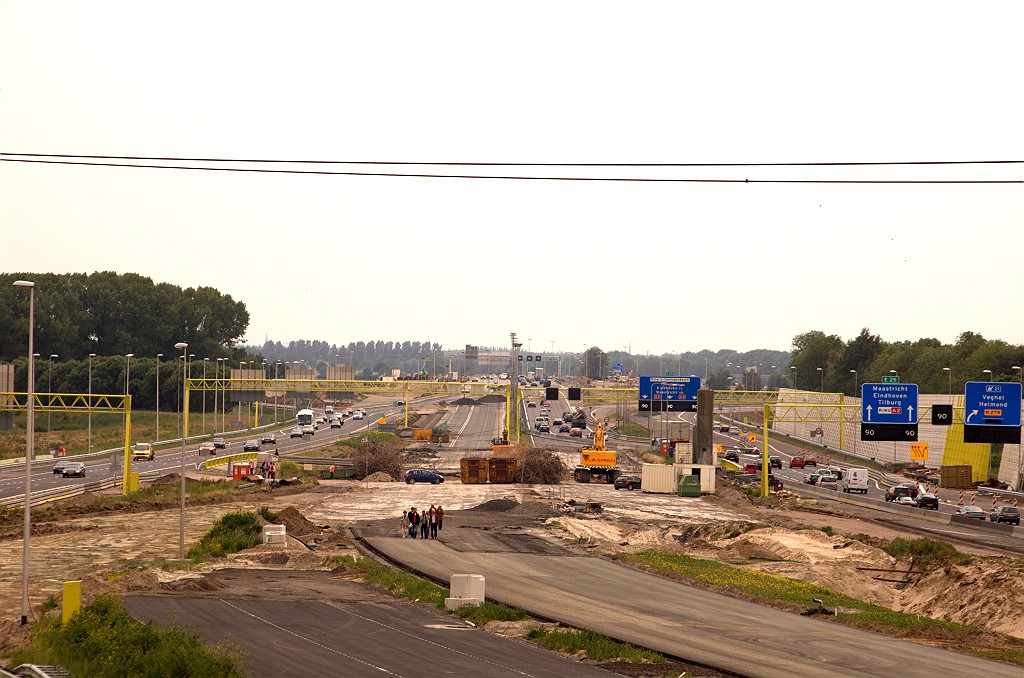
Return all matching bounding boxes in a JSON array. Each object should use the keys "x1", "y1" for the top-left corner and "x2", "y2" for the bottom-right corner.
[{"x1": 0, "y1": 392, "x2": 134, "y2": 495}]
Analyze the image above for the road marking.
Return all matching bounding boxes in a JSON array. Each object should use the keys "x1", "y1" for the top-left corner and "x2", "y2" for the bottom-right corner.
[
  {"x1": 219, "y1": 599, "x2": 405, "y2": 676},
  {"x1": 324, "y1": 601, "x2": 538, "y2": 677}
]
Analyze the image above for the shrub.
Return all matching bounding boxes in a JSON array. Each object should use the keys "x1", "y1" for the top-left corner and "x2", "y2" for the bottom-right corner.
[
  {"x1": 6, "y1": 595, "x2": 245, "y2": 677},
  {"x1": 186, "y1": 510, "x2": 262, "y2": 561}
]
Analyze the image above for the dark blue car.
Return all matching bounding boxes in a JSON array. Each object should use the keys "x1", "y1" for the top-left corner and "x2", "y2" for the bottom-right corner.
[{"x1": 405, "y1": 469, "x2": 444, "y2": 485}]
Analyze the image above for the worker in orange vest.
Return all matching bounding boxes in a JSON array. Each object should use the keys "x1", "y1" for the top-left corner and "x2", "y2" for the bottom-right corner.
[{"x1": 329, "y1": 464, "x2": 336, "y2": 479}]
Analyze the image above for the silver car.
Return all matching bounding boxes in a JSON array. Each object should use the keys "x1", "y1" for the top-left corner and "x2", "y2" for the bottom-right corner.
[{"x1": 818, "y1": 475, "x2": 839, "y2": 490}]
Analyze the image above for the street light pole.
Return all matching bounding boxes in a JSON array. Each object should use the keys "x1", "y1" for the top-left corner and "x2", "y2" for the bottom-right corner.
[
  {"x1": 156, "y1": 354, "x2": 163, "y2": 442},
  {"x1": 942, "y1": 367, "x2": 952, "y2": 402},
  {"x1": 13, "y1": 280, "x2": 35, "y2": 626},
  {"x1": 175, "y1": 342, "x2": 188, "y2": 560},
  {"x1": 816, "y1": 367, "x2": 823, "y2": 392},
  {"x1": 983, "y1": 369, "x2": 993, "y2": 381}
]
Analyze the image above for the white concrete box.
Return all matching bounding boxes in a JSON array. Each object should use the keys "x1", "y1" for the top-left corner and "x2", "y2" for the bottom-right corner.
[{"x1": 263, "y1": 524, "x2": 286, "y2": 545}]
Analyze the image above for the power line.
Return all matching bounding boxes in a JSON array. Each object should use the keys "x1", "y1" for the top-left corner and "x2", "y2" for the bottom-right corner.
[
  {"x1": 1, "y1": 157, "x2": 1020, "y2": 184},
  {"x1": 2, "y1": 152, "x2": 1021, "y2": 167}
]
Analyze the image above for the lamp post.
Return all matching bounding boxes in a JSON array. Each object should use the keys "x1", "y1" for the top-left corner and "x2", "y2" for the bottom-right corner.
[
  {"x1": 790, "y1": 366, "x2": 797, "y2": 388},
  {"x1": 47, "y1": 354, "x2": 57, "y2": 445},
  {"x1": 942, "y1": 367, "x2": 952, "y2": 400},
  {"x1": 156, "y1": 353, "x2": 163, "y2": 442},
  {"x1": 850, "y1": 369, "x2": 858, "y2": 395},
  {"x1": 239, "y1": 361, "x2": 247, "y2": 426},
  {"x1": 88, "y1": 353, "x2": 96, "y2": 450},
  {"x1": 174, "y1": 342, "x2": 188, "y2": 560},
  {"x1": 983, "y1": 369, "x2": 993, "y2": 381},
  {"x1": 1013, "y1": 366, "x2": 1022, "y2": 384},
  {"x1": 816, "y1": 367, "x2": 823, "y2": 392},
  {"x1": 13, "y1": 280, "x2": 35, "y2": 626}
]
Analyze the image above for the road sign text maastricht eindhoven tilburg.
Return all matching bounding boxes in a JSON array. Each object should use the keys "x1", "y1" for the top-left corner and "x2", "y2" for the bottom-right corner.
[
  {"x1": 861, "y1": 382, "x2": 919, "y2": 441},
  {"x1": 963, "y1": 381, "x2": 1023, "y2": 444},
  {"x1": 638, "y1": 376, "x2": 701, "y2": 412}
]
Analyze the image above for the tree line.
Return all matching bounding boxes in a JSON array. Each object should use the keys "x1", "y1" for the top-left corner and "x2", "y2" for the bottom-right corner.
[{"x1": 788, "y1": 329, "x2": 1023, "y2": 395}]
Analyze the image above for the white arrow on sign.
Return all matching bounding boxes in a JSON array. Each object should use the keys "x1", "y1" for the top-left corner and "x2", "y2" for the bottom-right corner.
[
  {"x1": 966, "y1": 409, "x2": 978, "y2": 423},
  {"x1": 865, "y1": 405, "x2": 873, "y2": 422},
  {"x1": 907, "y1": 405, "x2": 914, "y2": 422}
]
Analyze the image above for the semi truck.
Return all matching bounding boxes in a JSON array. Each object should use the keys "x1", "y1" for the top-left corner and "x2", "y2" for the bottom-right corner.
[{"x1": 573, "y1": 422, "x2": 620, "y2": 483}]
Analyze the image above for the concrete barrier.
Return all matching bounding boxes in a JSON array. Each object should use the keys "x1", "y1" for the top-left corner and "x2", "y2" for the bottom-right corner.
[
  {"x1": 262, "y1": 524, "x2": 286, "y2": 545},
  {"x1": 445, "y1": 574, "x2": 485, "y2": 610}
]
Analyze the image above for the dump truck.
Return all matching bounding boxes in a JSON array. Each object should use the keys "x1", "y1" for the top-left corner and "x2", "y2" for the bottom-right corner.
[{"x1": 573, "y1": 422, "x2": 620, "y2": 483}]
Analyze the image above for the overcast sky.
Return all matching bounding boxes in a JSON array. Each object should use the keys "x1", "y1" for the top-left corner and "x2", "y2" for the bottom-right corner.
[{"x1": 3, "y1": 1, "x2": 1022, "y2": 356}]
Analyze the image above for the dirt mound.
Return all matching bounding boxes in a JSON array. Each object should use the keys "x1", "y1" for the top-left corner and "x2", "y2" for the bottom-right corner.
[
  {"x1": 898, "y1": 560, "x2": 1024, "y2": 639},
  {"x1": 470, "y1": 498, "x2": 520, "y2": 512},
  {"x1": 363, "y1": 471, "x2": 394, "y2": 482},
  {"x1": 273, "y1": 506, "x2": 321, "y2": 536},
  {"x1": 161, "y1": 576, "x2": 226, "y2": 592},
  {"x1": 449, "y1": 397, "x2": 477, "y2": 406},
  {"x1": 508, "y1": 501, "x2": 561, "y2": 520},
  {"x1": 477, "y1": 394, "x2": 507, "y2": 403},
  {"x1": 151, "y1": 473, "x2": 181, "y2": 485}
]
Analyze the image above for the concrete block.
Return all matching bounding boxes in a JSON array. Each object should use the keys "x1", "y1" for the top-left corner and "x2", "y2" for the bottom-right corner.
[
  {"x1": 450, "y1": 573, "x2": 485, "y2": 600},
  {"x1": 263, "y1": 524, "x2": 286, "y2": 545},
  {"x1": 445, "y1": 596, "x2": 483, "y2": 610}
]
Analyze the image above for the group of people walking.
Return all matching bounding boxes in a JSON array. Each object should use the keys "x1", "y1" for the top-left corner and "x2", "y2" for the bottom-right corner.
[{"x1": 403, "y1": 505, "x2": 443, "y2": 539}]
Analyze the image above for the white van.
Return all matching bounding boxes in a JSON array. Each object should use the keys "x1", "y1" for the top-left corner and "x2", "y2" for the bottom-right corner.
[{"x1": 842, "y1": 468, "x2": 869, "y2": 494}]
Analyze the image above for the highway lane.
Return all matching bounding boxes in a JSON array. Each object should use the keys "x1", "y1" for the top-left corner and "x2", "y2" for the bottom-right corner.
[
  {"x1": 124, "y1": 578, "x2": 613, "y2": 678},
  {"x1": 362, "y1": 533, "x2": 1022, "y2": 678}
]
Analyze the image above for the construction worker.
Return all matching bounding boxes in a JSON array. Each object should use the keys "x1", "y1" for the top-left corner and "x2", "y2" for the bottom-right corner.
[{"x1": 329, "y1": 464, "x2": 336, "y2": 479}]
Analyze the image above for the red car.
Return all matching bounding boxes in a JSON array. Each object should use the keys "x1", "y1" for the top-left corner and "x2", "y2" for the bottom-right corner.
[
  {"x1": 789, "y1": 457, "x2": 806, "y2": 468},
  {"x1": 569, "y1": 428, "x2": 583, "y2": 437}
]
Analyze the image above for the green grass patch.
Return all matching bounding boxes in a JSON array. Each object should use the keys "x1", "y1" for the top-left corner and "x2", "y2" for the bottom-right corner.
[
  {"x1": 5, "y1": 594, "x2": 245, "y2": 677},
  {"x1": 616, "y1": 420, "x2": 649, "y2": 438},
  {"x1": 331, "y1": 431, "x2": 395, "y2": 450},
  {"x1": 617, "y1": 551, "x2": 970, "y2": 634},
  {"x1": 258, "y1": 505, "x2": 279, "y2": 522},
  {"x1": 525, "y1": 628, "x2": 665, "y2": 663},
  {"x1": 820, "y1": 526, "x2": 836, "y2": 537},
  {"x1": 451, "y1": 601, "x2": 529, "y2": 624},
  {"x1": 880, "y1": 537, "x2": 971, "y2": 570},
  {"x1": 184, "y1": 510, "x2": 262, "y2": 562}
]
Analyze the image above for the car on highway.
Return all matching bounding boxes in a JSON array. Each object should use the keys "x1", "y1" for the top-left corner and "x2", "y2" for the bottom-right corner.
[
  {"x1": 895, "y1": 495, "x2": 918, "y2": 507},
  {"x1": 301, "y1": 424, "x2": 316, "y2": 435},
  {"x1": 954, "y1": 506, "x2": 987, "y2": 520},
  {"x1": 352, "y1": 412, "x2": 364, "y2": 420},
  {"x1": 569, "y1": 427, "x2": 584, "y2": 437},
  {"x1": 989, "y1": 506, "x2": 1021, "y2": 525},
  {"x1": 824, "y1": 465, "x2": 844, "y2": 479},
  {"x1": 52, "y1": 459, "x2": 71, "y2": 474},
  {"x1": 916, "y1": 493, "x2": 939, "y2": 510},
  {"x1": 395, "y1": 400, "x2": 405, "y2": 406},
  {"x1": 261, "y1": 433, "x2": 277, "y2": 445},
  {"x1": 131, "y1": 442, "x2": 155, "y2": 461},
  {"x1": 404, "y1": 469, "x2": 444, "y2": 485},
  {"x1": 818, "y1": 475, "x2": 840, "y2": 490},
  {"x1": 613, "y1": 474, "x2": 641, "y2": 491},
  {"x1": 199, "y1": 442, "x2": 217, "y2": 455},
  {"x1": 885, "y1": 484, "x2": 917, "y2": 501},
  {"x1": 538, "y1": 424, "x2": 550, "y2": 433},
  {"x1": 330, "y1": 418, "x2": 342, "y2": 428},
  {"x1": 527, "y1": 402, "x2": 537, "y2": 408},
  {"x1": 789, "y1": 456, "x2": 807, "y2": 469},
  {"x1": 559, "y1": 424, "x2": 571, "y2": 433},
  {"x1": 62, "y1": 462, "x2": 86, "y2": 478},
  {"x1": 769, "y1": 456, "x2": 782, "y2": 469},
  {"x1": 804, "y1": 473, "x2": 822, "y2": 485},
  {"x1": 724, "y1": 450, "x2": 740, "y2": 463},
  {"x1": 289, "y1": 427, "x2": 304, "y2": 439},
  {"x1": 212, "y1": 437, "x2": 227, "y2": 449},
  {"x1": 243, "y1": 440, "x2": 261, "y2": 451},
  {"x1": 552, "y1": 419, "x2": 562, "y2": 426},
  {"x1": 728, "y1": 426, "x2": 739, "y2": 434}
]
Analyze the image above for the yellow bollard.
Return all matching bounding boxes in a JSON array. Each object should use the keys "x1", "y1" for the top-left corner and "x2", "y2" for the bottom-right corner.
[
  {"x1": 128, "y1": 471, "x2": 140, "y2": 493},
  {"x1": 62, "y1": 580, "x2": 81, "y2": 623}
]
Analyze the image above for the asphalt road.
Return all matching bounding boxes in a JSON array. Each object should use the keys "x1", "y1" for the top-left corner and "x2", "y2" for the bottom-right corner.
[
  {"x1": 124, "y1": 593, "x2": 614, "y2": 678},
  {"x1": 361, "y1": 534, "x2": 1022, "y2": 678}
]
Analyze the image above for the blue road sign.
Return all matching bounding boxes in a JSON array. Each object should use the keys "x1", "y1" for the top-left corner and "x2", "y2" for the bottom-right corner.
[
  {"x1": 613, "y1": 362, "x2": 623, "y2": 372},
  {"x1": 964, "y1": 382, "x2": 1022, "y2": 427},
  {"x1": 861, "y1": 383, "x2": 918, "y2": 424},
  {"x1": 639, "y1": 376, "x2": 701, "y2": 402}
]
